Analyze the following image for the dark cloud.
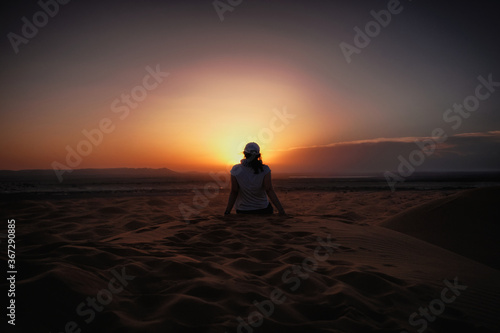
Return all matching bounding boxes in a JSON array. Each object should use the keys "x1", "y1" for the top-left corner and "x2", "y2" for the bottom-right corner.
[{"x1": 274, "y1": 131, "x2": 500, "y2": 175}]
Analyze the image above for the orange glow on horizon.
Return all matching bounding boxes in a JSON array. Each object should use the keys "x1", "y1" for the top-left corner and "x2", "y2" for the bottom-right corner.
[{"x1": 1, "y1": 55, "x2": 346, "y2": 171}]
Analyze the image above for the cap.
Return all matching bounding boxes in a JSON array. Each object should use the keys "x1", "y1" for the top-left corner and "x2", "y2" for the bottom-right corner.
[{"x1": 244, "y1": 142, "x2": 260, "y2": 154}]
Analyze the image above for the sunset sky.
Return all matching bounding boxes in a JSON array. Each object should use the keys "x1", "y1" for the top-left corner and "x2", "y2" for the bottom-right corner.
[{"x1": 1, "y1": 0, "x2": 499, "y2": 175}]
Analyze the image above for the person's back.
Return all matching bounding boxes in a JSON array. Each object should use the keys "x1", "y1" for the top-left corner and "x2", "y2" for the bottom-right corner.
[
  {"x1": 230, "y1": 162, "x2": 270, "y2": 211},
  {"x1": 224, "y1": 142, "x2": 285, "y2": 216}
]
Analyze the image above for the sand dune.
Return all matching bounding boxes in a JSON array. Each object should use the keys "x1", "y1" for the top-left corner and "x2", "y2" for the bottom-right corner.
[
  {"x1": 1, "y1": 189, "x2": 499, "y2": 332},
  {"x1": 381, "y1": 186, "x2": 500, "y2": 269}
]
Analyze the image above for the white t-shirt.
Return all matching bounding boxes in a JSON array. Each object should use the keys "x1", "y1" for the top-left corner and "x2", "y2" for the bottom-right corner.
[{"x1": 230, "y1": 162, "x2": 271, "y2": 211}]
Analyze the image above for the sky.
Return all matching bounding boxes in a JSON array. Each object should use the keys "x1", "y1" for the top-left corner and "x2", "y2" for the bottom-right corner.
[{"x1": 1, "y1": 0, "x2": 499, "y2": 175}]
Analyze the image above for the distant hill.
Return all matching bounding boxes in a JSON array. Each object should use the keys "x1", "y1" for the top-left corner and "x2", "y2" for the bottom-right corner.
[{"x1": 0, "y1": 168, "x2": 193, "y2": 183}]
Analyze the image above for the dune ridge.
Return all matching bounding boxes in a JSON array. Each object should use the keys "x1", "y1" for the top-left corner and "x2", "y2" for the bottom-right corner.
[{"x1": 381, "y1": 186, "x2": 500, "y2": 269}]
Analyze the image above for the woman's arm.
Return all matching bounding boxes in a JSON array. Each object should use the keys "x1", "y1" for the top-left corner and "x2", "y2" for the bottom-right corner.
[
  {"x1": 224, "y1": 175, "x2": 239, "y2": 214},
  {"x1": 263, "y1": 172, "x2": 286, "y2": 215}
]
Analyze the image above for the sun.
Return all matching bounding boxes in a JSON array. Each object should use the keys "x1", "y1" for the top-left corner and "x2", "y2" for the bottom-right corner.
[
  {"x1": 215, "y1": 139, "x2": 246, "y2": 170},
  {"x1": 203, "y1": 121, "x2": 258, "y2": 168}
]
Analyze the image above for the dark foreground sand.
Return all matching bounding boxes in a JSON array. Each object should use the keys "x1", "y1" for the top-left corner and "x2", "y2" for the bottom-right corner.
[{"x1": 1, "y1": 187, "x2": 499, "y2": 332}]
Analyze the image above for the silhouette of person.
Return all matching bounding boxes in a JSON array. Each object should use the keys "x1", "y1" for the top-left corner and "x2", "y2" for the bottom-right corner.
[{"x1": 224, "y1": 142, "x2": 286, "y2": 216}]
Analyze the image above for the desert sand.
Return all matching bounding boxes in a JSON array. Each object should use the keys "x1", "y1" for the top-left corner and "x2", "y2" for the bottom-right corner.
[{"x1": 2, "y1": 186, "x2": 500, "y2": 332}]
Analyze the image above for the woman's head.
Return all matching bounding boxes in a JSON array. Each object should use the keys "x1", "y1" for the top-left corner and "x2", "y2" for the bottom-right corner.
[
  {"x1": 244, "y1": 142, "x2": 260, "y2": 155},
  {"x1": 243, "y1": 142, "x2": 264, "y2": 174},
  {"x1": 243, "y1": 142, "x2": 261, "y2": 160}
]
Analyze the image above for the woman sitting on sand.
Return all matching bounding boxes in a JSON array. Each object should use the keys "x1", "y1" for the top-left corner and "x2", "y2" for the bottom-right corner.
[{"x1": 224, "y1": 142, "x2": 286, "y2": 216}]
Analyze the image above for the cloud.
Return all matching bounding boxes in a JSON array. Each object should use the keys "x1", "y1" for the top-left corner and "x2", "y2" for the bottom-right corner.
[{"x1": 272, "y1": 131, "x2": 500, "y2": 175}]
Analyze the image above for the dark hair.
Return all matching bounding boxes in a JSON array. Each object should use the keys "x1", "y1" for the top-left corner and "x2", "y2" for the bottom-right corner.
[{"x1": 244, "y1": 152, "x2": 264, "y2": 174}]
